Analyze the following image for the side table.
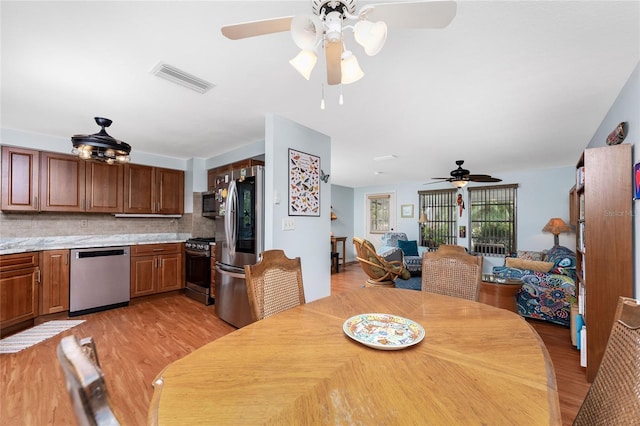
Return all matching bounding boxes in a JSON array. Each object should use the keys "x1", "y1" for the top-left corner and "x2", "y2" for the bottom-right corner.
[
  {"x1": 331, "y1": 236, "x2": 347, "y2": 272},
  {"x1": 479, "y1": 274, "x2": 523, "y2": 313}
]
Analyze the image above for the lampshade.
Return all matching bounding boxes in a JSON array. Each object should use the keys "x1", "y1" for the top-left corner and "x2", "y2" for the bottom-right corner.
[
  {"x1": 419, "y1": 211, "x2": 428, "y2": 223},
  {"x1": 289, "y1": 50, "x2": 318, "y2": 80},
  {"x1": 451, "y1": 179, "x2": 468, "y2": 188},
  {"x1": 340, "y1": 51, "x2": 364, "y2": 84},
  {"x1": 291, "y1": 15, "x2": 323, "y2": 50},
  {"x1": 354, "y1": 20, "x2": 387, "y2": 56},
  {"x1": 71, "y1": 117, "x2": 130, "y2": 164},
  {"x1": 331, "y1": 211, "x2": 337, "y2": 221},
  {"x1": 542, "y1": 218, "x2": 573, "y2": 245}
]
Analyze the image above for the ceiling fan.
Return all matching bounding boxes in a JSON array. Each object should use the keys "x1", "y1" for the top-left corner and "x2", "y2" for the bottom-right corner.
[
  {"x1": 221, "y1": 0, "x2": 457, "y2": 85},
  {"x1": 426, "y1": 160, "x2": 502, "y2": 188}
]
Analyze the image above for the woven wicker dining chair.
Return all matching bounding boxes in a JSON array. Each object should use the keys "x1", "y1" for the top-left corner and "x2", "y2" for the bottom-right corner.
[
  {"x1": 244, "y1": 249, "x2": 306, "y2": 321},
  {"x1": 421, "y1": 249, "x2": 483, "y2": 301},
  {"x1": 573, "y1": 297, "x2": 640, "y2": 425},
  {"x1": 57, "y1": 335, "x2": 120, "y2": 426}
]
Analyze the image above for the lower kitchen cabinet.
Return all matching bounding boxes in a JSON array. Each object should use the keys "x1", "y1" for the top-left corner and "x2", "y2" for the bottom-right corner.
[
  {"x1": 130, "y1": 243, "x2": 184, "y2": 298},
  {"x1": 0, "y1": 252, "x2": 40, "y2": 334},
  {"x1": 39, "y1": 249, "x2": 70, "y2": 315}
]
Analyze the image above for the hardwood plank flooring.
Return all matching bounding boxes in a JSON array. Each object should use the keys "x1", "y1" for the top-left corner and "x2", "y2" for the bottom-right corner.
[{"x1": 1, "y1": 265, "x2": 589, "y2": 425}]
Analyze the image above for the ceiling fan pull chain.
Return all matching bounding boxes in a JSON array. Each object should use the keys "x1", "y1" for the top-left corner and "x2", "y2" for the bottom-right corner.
[
  {"x1": 320, "y1": 83, "x2": 326, "y2": 110},
  {"x1": 339, "y1": 84, "x2": 344, "y2": 105}
]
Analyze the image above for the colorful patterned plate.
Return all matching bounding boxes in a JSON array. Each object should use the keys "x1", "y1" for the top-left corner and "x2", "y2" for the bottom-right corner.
[{"x1": 343, "y1": 313, "x2": 425, "y2": 350}]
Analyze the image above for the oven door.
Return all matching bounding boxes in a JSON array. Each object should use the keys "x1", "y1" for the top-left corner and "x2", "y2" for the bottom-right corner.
[{"x1": 185, "y1": 249, "x2": 212, "y2": 304}]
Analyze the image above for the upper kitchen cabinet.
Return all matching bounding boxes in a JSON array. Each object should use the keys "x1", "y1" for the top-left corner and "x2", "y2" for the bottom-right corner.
[
  {"x1": 124, "y1": 164, "x2": 184, "y2": 214},
  {"x1": 40, "y1": 152, "x2": 86, "y2": 212},
  {"x1": 85, "y1": 161, "x2": 124, "y2": 213},
  {"x1": 1, "y1": 146, "x2": 39, "y2": 211}
]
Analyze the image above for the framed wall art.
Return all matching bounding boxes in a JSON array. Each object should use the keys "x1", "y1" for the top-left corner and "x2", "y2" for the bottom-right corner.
[
  {"x1": 401, "y1": 204, "x2": 414, "y2": 218},
  {"x1": 288, "y1": 148, "x2": 320, "y2": 216},
  {"x1": 635, "y1": 162, "x2": 640, "y2": 200}
]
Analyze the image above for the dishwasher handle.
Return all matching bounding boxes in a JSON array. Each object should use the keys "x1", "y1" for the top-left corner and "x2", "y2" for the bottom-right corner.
[{"x1": 76, "y1": 249, "x2": 127, "y2": 259}]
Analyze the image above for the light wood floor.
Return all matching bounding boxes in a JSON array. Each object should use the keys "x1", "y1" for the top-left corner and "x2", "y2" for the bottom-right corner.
[{"x1": 1, "y1": 264, "x2": 589, "y2": 425}]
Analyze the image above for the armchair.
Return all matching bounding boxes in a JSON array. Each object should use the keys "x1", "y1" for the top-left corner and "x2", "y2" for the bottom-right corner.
[
  {"x1": 380, "y1": 232, "x2": 428, "y2": 275},
  {"x1": 353, "y1": 237, "x2": 411, "y2": 287}
]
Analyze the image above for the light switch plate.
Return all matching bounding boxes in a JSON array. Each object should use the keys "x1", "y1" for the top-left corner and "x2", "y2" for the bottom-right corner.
[{"x1": 282, "y1": 218, "x2": 295, "y2": 231}]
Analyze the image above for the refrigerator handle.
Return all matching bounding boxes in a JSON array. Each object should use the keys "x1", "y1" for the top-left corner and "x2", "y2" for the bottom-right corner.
[
  {"x1": 215, "y1": 265, "x2": 245, "y2": 279},
  {"x1": 225, "y1": 180, "x2": 238, "y2": 257}
]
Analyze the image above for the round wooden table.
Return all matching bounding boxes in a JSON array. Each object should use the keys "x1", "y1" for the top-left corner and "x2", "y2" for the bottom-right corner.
[
  {"x1": 148, "y1": 288, "x2": 560, "y2": 425},
  {"x1": 479, "y1": 274, "x2": 524, "y2": 313}
]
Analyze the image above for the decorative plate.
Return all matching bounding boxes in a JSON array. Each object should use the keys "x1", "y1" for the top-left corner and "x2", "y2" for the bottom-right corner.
[{"x1": 343, "y1": 313, "x2": 425, "y2": 350}]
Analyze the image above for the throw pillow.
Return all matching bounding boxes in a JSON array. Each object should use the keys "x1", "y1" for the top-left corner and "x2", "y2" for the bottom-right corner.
[
  {"x1": 505, "y1": 257, "x2": 554, "y2": 273},
  {"x1": 517, "y1": 250, "x2": 547, "y2": 261},
  {"x1": 397, "y1": 240, "x2": 419, "y2": 257}
]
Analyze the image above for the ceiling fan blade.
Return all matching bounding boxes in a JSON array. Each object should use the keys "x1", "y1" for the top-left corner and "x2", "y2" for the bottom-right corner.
[
  {"x1": 468, "y1": 175, "x2": 502, "y2": 182},
  {"x1": 430, "y1": 177, "x2": 451, "y2": 180},
  {"x1": 360, "y1": 1, "x2": 457, "y2": 29},
  {"x1": 221, "y1": 16, "x2": 294, "y2": 40},
  {"x1": 325, "y1": 41, "x2": 342, "y2": 85}
]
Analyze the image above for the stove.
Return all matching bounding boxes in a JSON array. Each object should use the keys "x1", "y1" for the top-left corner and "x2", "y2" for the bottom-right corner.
[
  {"x1": 185, "y1": 237, "x2": 216, "y2": 253},
  {"x1": 184, "y1": 237, "x2": 216, "y2": 305}
]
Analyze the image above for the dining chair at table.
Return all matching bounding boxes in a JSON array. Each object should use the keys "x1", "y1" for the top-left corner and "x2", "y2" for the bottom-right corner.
[
  {"x1": 244, "y1": 249, "x2": 306, "y2": 321},
  {"x1": 421, "y1": 249, "x2": 483, "y2": 301},
  {"x1": 573, "y1": 297, "x2": 640, "y2": 426},
  {"x1": 57, "y1": 335, "x2": 120, "y2": 426}
]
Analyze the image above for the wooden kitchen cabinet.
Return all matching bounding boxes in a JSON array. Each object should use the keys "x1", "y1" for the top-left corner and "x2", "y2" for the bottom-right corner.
[
  {"x1": 40, "y1": 152, "x2": 85, "y2": 212},
  {"x1": 124, "y1": 164, "x2": 184, "y2": 214},
  {"x1": 85, "y1": 161, "x2": 124, "y2": 213},
  {"x1": 207, "y1": 159, "x2": 264, "y2": 191},
  {"x1": 0, "y1": 252, "x2": 40, "y2": 335},
  {"x1": 39, "y1": 249, "x2": 70, "y2": 315},
  {"x1": 130, "y1": 243, "x2": 184, "y2": 298},
  {"x1": 1, "y1": 146, "x2": 39, "y2": 211}
]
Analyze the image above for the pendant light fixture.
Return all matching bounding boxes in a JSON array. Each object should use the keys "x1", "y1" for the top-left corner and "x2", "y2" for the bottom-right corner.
[{"x1": 71, "y1": 117, "x2": 131, "y2": 164}]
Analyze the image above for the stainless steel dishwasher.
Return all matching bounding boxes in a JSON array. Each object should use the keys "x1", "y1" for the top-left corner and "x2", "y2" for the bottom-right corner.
[{"x1": 69, "y1": 246, "x2": 130, "y2": 316}]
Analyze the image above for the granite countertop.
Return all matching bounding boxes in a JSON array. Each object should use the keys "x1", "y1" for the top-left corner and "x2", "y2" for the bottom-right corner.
[{"x1": 0, "y1": 233, "x2": 192, "y2": 256}]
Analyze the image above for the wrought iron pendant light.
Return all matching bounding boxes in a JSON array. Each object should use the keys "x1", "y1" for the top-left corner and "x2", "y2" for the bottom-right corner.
[{"x1": 71, "y1": 117, "x2": 131, "y2": 164}]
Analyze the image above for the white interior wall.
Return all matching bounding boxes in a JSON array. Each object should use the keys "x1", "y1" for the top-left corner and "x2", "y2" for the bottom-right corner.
[{"x1": 265, "y1": 114, "x2": 332, "y2": 302}]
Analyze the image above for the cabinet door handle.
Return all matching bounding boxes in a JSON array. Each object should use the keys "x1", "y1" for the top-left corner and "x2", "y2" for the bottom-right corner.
[
  {"x1": 82, "y1": 199, "x2": 85, "y2": 210},
  {"x1": 36, "y1": 269, "x2": 41, "y2": 284},
  {"x1": 65, "y1": 253, "x2": 69, "y2": 265},
  {"x1": 34, "y1": 196, "x2": 38, "y2": 210}
]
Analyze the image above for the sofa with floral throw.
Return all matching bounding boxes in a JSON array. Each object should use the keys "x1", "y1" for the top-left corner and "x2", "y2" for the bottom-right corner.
[{"x1": 492, "y1": 245, "x2": 576, "y2": 327}]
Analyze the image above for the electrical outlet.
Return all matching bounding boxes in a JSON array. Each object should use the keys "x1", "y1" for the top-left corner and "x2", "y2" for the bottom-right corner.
[{"x1": 80, "y1": 219, "x2": 88, "y2": 228}]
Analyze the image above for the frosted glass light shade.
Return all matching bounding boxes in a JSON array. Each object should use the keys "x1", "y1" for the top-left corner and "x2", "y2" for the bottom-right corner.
[
  {"x1": 354, "y1": 20, "x2": 387, "y2": 56},
  {"x1": 451, "y1": 179, "x2": 468, "y2": 188},
  {"x1": 340, "y1": 51, "x2": 364, "y2": 84},
  {"x1": 289, "y1": 50, "x2": 317, "y2": 80}
]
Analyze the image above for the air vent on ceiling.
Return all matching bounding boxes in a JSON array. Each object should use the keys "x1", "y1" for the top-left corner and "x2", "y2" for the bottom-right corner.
[{"x1": 151, "y1": 62, "x2": 215, "y2": 94}]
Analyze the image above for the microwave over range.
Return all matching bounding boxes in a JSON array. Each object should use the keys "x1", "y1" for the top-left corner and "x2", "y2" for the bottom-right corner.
[{"x1": 202, "y1": 191, "x2": 217, "y2": 217}]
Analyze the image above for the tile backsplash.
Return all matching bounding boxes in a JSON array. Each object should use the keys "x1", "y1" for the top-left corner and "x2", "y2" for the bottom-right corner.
[{"x1": 0, "y1": 192, "x2": 216, "y2": 238}]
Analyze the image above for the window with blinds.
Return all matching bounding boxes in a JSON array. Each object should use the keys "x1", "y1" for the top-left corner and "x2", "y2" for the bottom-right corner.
[
  {"x1": 418, "y1": 189, "x2": 457, "y2": 249},
  {"x1": 368, "y1": 194, "x2": 391, "y2": 234},
  {"x1": 468, "y1": 184, "x2": 518, "y2": 256}
]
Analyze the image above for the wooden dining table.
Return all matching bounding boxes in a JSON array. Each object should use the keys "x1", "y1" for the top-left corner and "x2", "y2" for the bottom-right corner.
[{"x1": 148, "y1": 287, "x2": 561, "y2": 425}]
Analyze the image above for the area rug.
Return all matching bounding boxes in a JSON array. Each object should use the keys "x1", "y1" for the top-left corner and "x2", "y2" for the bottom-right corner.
[
  {"x1": 396, "y1": 276, "x2": 421, "y2": 291},
  {"x1": 0, "y1": 320, "x2": 85, "y2": 354}
]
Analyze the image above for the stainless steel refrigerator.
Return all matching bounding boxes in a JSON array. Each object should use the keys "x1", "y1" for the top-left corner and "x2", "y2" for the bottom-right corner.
[{"x1": 214, "y1": 165, "x2": 264, "y2": 328}]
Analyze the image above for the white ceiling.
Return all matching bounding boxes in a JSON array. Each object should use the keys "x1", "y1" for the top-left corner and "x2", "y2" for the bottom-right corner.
[{"x1": 1, "y1": 1, "x2": 638, "y2": 188}]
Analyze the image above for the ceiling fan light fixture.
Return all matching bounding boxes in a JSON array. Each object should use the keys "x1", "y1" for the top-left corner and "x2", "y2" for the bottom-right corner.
[
  {"x1": 340, "y1": 50, "x2": 364, "y2": 84},
  {"x1": 71, "y1": 117, "x2": 131, "y2": 164},
  {"x1": 451, "y1": 179, "x2": 468, "y2": 189},
  {"x1": 354, "y1": 20, "x2": 387, "y2": 56},
  {"x1": 291, "y1": 15, "x2": 323, "y2": 50},
  {"x1": 290, "y1": 50, "x2": 318, "y2": 80}
]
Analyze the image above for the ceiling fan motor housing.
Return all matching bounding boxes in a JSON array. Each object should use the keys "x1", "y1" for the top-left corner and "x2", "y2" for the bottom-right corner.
[{"x1": 312, "y1": 0, "x2": 356, "y2": 19}]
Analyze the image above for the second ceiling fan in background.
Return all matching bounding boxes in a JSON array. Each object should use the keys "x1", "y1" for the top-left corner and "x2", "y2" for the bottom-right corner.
[{"x1": 221, "y1": 0, "x2": 457, "y2": 85}]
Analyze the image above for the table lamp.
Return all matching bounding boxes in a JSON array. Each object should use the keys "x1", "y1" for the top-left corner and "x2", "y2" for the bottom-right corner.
[{"x1": 542, "y1": 218, "x2": 572, "y2": 245}]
